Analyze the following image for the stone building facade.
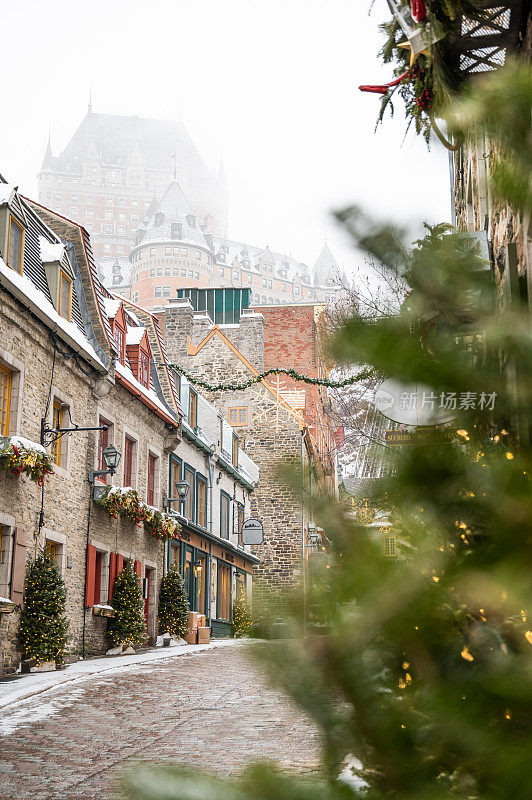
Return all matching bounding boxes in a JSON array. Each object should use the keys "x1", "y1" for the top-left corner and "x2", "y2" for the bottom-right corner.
[
  {"x1": 159, "y1": 296, "x2": 335, "y2": 588},
  {"x1": 0, "y1": 180, "x2": 259, "y2": 675}
]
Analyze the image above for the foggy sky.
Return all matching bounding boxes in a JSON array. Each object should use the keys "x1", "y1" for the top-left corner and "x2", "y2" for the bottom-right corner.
[{"x1": 1, "y1": 0, "x2": 451, "y2": 278}]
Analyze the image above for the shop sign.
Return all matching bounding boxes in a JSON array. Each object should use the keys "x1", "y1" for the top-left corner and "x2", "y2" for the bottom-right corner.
[
  {"x1": 385, "y1": 429, "x2": 454, "y2": 446},
  {"x1": 241, "y1": 518, "x2": 264, "y2": 545}
]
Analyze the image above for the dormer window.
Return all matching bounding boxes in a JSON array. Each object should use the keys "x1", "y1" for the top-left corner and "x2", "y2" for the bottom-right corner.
[
  {"x1": 114, "y1": 323, "x2": 125, "y2": 364},
  {"x1": 154, "y1": 212, "x2": 164, "y2": 227},
  {"x1": 139, "y1": 351, "x2": 150, "y2": 388},
  {"x1": 58, "y1": 271, "x2": 72, "y2": 321},
  {"x1": 7, "y1": 216, "x2": 24, "y2": 274},
  {"x1": 171, "y1": 223, "x2": 182, "y2": 239},
  {"x1": 186, "y1": 215, "x2": 196, "y2": 228}
]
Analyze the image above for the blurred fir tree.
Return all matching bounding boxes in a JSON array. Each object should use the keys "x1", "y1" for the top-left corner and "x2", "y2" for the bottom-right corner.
[
  {"x1": 232, "y1": 596, "x2": 253, "y2": 638},
  {"x1": 124, "y1": 62, "x2": 532, "y2": 800},
  {"x1": 157, "y1": 563, "x2": 189, "y2": 639},
  {"x1": 18, "y1": 549, "x2": 68, "y2": 666},
  {"x1": 107, "y1": 564, "x2": 146, "y2": 648}
]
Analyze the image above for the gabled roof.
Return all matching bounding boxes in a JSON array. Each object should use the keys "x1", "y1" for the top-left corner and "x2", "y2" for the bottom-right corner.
[
  {"x1": 26, "y1": 200, "x2": 116, "y2": 358},
  {"x1": 0, "y1": 185, "x2": 107, "y2": 371},
  {"x1": 186, "y1": 325, "x2": 305, "y2": 429},
  {"x1": 121, "y1": 297, "x2": 183, "y2": 419},
  {"x1": 135, "y1": 180, "x2": 212, "y2": 252}
]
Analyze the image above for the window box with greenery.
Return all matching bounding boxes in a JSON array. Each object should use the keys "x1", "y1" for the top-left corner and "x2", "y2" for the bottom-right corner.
[{"x1": 0, "y1": 436, "x2": 54, "y2": 486}]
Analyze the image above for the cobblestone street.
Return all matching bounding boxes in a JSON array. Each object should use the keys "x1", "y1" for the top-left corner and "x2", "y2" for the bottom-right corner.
[{"x1": 0, "y1": 643, "x2": 321, "y2": 800}]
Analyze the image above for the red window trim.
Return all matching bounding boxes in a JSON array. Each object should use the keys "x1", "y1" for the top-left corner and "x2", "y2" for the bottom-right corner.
[{"x1": 147, "y1": 454, "x2": 157, "y2": 506}]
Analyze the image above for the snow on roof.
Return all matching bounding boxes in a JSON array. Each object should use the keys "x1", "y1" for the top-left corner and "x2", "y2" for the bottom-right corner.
[
  {"x1": 124, "y1": 308, "x2": 140, "y2": 326},
  {"x1": 126, "y1": 325, "x2": 146, "y2": 346},
  {"x1": 0, "y1": 256, "x2": 105, "y2": 370},
  {"x1": 0, "y1": 184, "x2": 15, "y2": 205},
  {"x1": 103, "y1": 298, "x2": 122, "y2": 319},
  {"x1": 39, "y1": 235, "x2": 65, "y2": 264},
  {"x1": 114, "y1": 359, "x2": 177, "y2": 421}
]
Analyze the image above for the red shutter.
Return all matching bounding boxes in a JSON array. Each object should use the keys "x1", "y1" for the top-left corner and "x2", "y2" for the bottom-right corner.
[
  {"x1": 134, "y1": 560, "x2": 142, "y2": 579},
  {"x1": 85, "y1": 544, "x2": 96, "y2": 608},
  {"x1": 11, "y1": 528, "x2": 27, "y2": 606},
  {"x1": 109, "y1": 552, "x2": 117, "y2": 601},
  {"x1": 116, "y1": 554, "x2": 124, "y2": 575}
]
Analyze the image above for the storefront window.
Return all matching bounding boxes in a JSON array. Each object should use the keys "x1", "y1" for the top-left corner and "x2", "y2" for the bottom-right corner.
[
  {"x1": 195, "y1": 553, "x2": 207, "y2": 614},
  {"x1": 217, "y1": 563, "x2": 231, "y2": 621}
]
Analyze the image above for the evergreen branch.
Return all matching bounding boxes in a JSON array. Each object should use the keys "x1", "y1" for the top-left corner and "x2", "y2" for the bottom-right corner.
[{"x1": 168, "y1": 364, "x2": 377, "y2": 392}]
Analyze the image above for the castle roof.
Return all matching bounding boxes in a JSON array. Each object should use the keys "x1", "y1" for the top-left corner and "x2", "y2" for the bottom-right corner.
[
  {"x1": 313, "y1": 242, "x2": 344, "y2": 287},
  {"x1": 39, "y1": 111, "x2": 214, "y2": 186},
  {"x1": 136, "y1": 180, "x2": 212, "y2": 251}
]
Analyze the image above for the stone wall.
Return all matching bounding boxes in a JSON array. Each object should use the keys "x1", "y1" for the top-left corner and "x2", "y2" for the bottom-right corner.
[{"x1": 0, "y1": 285, "x2": 167, "y2": 674}]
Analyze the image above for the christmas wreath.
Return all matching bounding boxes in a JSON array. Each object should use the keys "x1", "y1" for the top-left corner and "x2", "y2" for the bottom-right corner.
[{"x1": 0, "y1": 436, "x2": 54, "y2": 486}]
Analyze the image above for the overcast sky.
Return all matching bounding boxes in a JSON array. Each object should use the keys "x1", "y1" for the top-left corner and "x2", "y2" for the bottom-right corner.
[{"x1": 1, "y1": 0, "x2": 451, "y2": 277}]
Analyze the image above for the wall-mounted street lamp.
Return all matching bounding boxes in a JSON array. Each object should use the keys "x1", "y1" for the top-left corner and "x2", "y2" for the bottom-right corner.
[
  {"x1": 163, "y1": 479, "x2": 190, "y2": 511},
  {"x1": 193, "y1": 560, "x2": 203, "y2": 578},
  {"x1": 88, "y1": 444, "x2": 122, "y2": 485}
]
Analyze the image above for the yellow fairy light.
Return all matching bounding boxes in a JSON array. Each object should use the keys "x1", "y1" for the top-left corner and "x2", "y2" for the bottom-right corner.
[
  {"x1": 401, "y1": 724, "x2": 406, "y2": 729},
  {"x1": 461, "y1": 646, "x2": 474, "y2": 661},
  {"x1": 501, "y1": 429, "x2": 508, "y2": 435},
  {"x1": 505, "y1": 709, "x2": 511, "y2": 720},
  {"x1": 506, "y1": 452, "x2": 514, "y2": 460},
  {"x1": 432, "y1": 576, "x2": 440, "y2": 583},
  {"x1": 480, "y1": 609, "x2": 485, "y2": 614},
  {"x1": 493, "y1": 435, "x2": 500, "y2": 442},
  {"x1": 402, "y1": 661, "x2": 409, "y2": 670},
  {"x1": 405, "y1": 673, "x2": 412, "y2": 684},
  {"x1": 520, "y1": 611, "x2": 527, "y2": 623},
  {"x1": 525, "y1": 631, "x2": 532, "y2": 644},
  {"x1": 459, "y1": 522, "x2": 467, "y2": 529},
  {"x1": 457, "y1": 429, "x2": 468, "y2": 437},
  {"x1": 398, "y1": 679, "x2": 407, "y2": 689}
]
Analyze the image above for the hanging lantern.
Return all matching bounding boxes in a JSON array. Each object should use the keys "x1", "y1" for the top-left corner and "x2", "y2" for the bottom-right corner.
[{"x1": 386, "y1": 0, "x2": 442, "y2": 65}]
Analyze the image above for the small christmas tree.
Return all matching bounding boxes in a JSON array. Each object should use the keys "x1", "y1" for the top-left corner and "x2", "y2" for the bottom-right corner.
[
  {"x1": 18, "y1": 549, "x2": 68, "y2": 666},
  {"x1": 157, "y1": 563, "x2": 189, "y2": 639},
  {"x1": 232, "y1": 596, "x2": 253, "y2": 638},
  {"x1": 107, "y1": 564, "x2": 146, "y2": 648}
]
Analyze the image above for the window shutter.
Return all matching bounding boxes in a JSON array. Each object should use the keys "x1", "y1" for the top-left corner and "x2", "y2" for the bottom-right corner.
[
  {"x1": 134, "y1": 560, "x2": 142, "y2": 579},
  {"x1": 11, "y1": 528, "x2": 27, "y2": 606},
  {"x1": 109, "y1": 552, "x2": 117, "y2": 601},
  {"x1": 116, "y1": 554, "x2": 124, "y2": 575},
  {"x1": 85, "y1": 544, "x2": 96, "y2": 608}
]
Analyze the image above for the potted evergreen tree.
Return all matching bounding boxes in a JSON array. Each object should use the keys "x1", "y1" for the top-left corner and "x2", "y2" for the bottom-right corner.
[
  {"x1": 157, "y1": 563, "x2": 189, "y2": 643},
  {"x1": 18, "y1": 550, "x2": 68, "y2": 672},
  {"x1": 107, "y1": 564, "x2": 146, "y2": 653}
]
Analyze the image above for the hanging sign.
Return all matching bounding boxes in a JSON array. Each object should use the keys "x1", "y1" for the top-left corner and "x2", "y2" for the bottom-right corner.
[
  {"x1": 375, "y1": 379, "x2": 457, "y2": 427},
  {"x1": 241, "y1": 518, "x2": 264, "y2": 545}
]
